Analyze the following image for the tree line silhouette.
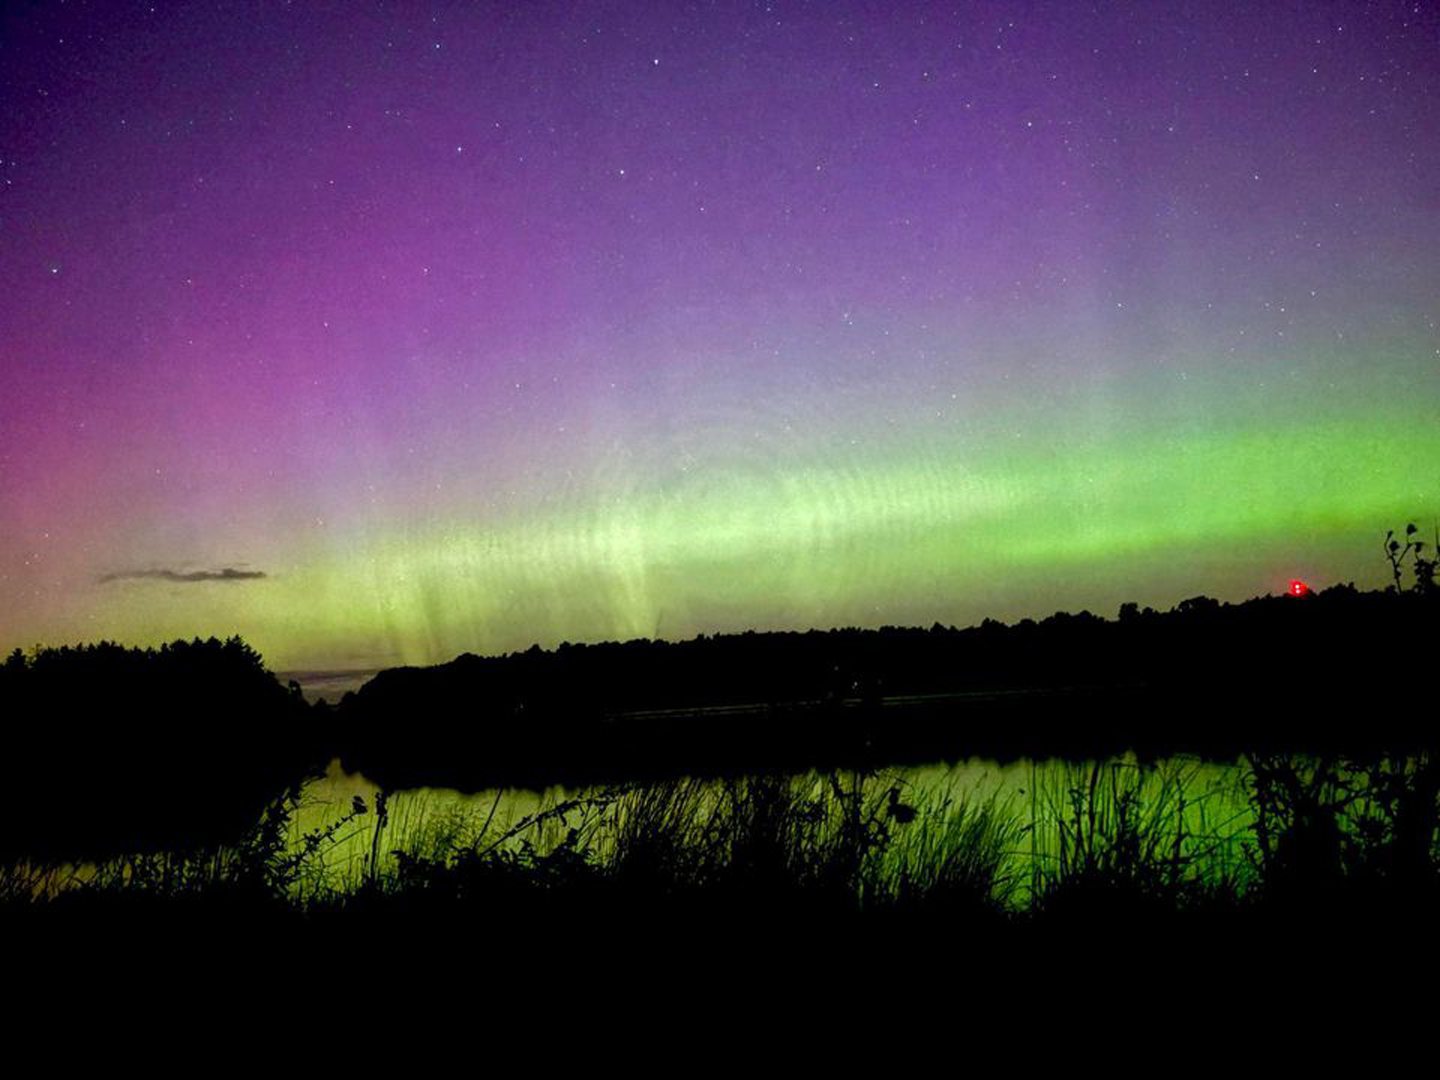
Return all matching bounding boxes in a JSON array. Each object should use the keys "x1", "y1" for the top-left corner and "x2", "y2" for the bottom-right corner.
[
  {"x1": 0, "y1": 636, "x2": 323, "y2": 860},
  {"x1": 333, "y1": 582, "x2": 1437, "y2": 790}
]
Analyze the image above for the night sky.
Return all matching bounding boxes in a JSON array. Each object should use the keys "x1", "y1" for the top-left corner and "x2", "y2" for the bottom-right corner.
[{"x1": 2, "y1": 2, "x2": 1437, "y2": 673}]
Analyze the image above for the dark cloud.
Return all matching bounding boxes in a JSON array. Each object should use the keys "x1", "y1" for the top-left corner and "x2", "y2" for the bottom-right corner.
[{"x1": 99, "y1": 567, "x2": 267, "y2": 584}]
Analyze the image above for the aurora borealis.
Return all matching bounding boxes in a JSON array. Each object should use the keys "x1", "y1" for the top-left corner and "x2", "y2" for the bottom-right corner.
[{"x1": 2, "y1": 2, "x2": 1437, "y2": 674}]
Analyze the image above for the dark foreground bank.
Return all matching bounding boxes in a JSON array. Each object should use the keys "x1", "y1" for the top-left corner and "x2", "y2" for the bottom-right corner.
[{"x1": 8, "y1": 753, "x2": 1440, "y2": 966}]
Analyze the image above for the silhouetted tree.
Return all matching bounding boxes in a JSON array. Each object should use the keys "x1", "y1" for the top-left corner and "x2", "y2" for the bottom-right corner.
[{"x1": 0, "y1": 636, "x2": 324, "y2": 860}]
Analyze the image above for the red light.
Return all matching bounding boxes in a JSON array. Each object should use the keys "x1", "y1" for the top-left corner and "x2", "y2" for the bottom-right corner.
[{"x1": 1288, "y1": 579, "x2": 1310, "y2": 597}]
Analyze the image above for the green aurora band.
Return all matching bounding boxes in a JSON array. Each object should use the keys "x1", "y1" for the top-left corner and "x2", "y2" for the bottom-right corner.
[{"x1": 76, "y1": 405, "x2": 1436, "y2": 671}]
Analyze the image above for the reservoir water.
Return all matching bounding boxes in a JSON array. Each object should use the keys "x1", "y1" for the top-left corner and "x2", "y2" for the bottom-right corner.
[{"x1": 289, "y1": 753, "x2": 1260, "y2": 900}]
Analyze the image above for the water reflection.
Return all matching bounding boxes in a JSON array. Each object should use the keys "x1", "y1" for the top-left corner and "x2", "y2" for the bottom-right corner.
[{"x1": 294, "y1": 754, "x2": 1258, "y2": 899}]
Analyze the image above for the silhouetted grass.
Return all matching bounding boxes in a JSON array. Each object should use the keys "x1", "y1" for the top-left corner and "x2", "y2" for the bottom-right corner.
[
  {"x1": 5, "y1": 753, "x2": 1437, "y2": 951},
  {"x1": 1246, "y1": 751, "x2": 1440, "y2": 921},
  {"x1": 1026, "y1": 758, "x2": 1251, "y2": 922}
]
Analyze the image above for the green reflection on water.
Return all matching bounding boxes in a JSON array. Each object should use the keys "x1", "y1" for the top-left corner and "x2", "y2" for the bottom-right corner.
[{"x1": 293, "y1": 754, "x2": 1259, "y2": 905}]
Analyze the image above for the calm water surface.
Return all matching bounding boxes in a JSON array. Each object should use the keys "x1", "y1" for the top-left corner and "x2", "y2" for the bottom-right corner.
[{"x1": 292, "y1": 754, "x2": 1258, "y2": 892}]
